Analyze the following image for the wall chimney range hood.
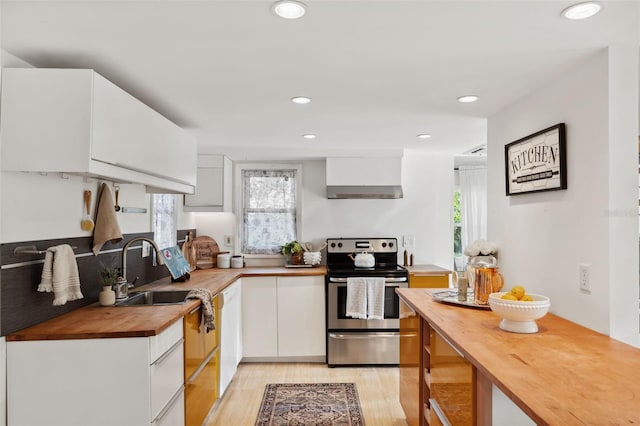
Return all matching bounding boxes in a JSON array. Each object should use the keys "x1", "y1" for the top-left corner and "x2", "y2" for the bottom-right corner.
[{"x1": 326, "y1": 157, "x2": 403, "y2": 199}]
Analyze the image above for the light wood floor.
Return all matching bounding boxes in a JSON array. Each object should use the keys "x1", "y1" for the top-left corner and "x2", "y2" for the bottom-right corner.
[{"x1": 205, "y1": 362, "x2": 409, "y2": 426}]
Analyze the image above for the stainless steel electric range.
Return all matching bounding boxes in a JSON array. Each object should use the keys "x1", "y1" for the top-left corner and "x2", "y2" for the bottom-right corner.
[{"x1": 325, "y1": 237, "x2": 409, "y2": 366}]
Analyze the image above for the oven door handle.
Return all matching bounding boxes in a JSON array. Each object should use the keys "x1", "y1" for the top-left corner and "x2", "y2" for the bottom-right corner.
[
  {"x1": 328, "y1": 277, "x2": 407, "y2": 283},
  {"x1": 329, "y1": 333, "x2": 398, "y2": 339},
  {"x1": 330, "y1": 281, "x2": 408, "y2": 289}
]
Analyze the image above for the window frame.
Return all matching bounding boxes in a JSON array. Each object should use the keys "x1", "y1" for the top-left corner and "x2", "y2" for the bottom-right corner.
[{"x1": 234, "y1": 162, "x2": 303, "y2": 258}]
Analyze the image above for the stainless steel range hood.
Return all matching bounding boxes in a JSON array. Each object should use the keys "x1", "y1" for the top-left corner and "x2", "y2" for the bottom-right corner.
[
  {"x1": 326, "y1": 185, "x2": 403, "y2": 199},
  {"x1": 326, "y1": 157, "x2": 403, "y2": 199}
]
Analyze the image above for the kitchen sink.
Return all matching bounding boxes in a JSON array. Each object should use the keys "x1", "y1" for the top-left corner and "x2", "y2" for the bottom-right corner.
[{"x1": 113, "y1": 290, "x2": 192, "y2": 306}]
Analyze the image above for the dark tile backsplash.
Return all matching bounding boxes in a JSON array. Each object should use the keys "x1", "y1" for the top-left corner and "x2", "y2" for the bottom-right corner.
[{"x1": 0, "y1": 229, "x2": 195, "y2": 336}]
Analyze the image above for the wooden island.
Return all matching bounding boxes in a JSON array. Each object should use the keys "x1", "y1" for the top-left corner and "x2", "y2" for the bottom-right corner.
[{"x1": 397, "y1": 287, "x2": 640, "y2": 426}]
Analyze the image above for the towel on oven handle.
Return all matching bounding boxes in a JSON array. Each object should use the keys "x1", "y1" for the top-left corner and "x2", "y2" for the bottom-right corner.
[
  {"x1": 346, "y1": 277, "x2": 368, "y2": 319},
  {"x1": 346, "y1": 277, "x2": 386, "y2": 320},
  {"x1": 366, "y1": 277, "x2": 386, "y2": 320}
]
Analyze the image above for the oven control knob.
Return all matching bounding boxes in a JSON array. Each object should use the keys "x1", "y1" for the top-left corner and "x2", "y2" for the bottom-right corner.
[
  {"x1": 382, "y1": 242, "x2": 387, "y2": 248},
  {"x1": 330, "y1": 242, "x2": 336, "y2": 248},
  {"x1": 389, "y1": 242, "x2": 394, "y2": 248},
  {"x1": 337, "y1": 242, "x2": 343, "y2": 248}
]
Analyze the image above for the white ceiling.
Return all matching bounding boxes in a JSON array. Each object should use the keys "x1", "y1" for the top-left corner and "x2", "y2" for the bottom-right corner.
[{"x1": 1, "y1": 0, "x2": 639, "y2": 161}]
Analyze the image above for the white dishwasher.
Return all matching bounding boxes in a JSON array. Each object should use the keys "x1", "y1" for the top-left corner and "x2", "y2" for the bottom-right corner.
[{"x1": 220, "y1": 279, "x2": 242, "y2": 396}]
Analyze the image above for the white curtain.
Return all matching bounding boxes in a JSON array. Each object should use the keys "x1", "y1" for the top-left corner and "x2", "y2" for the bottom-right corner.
[
  {"x1": 241, "y1": 169, "x2": 297, "y2": 254},
  {"x1": 152, "y1": 194, "x2": 178, "y2": 250},
  {"x1": 459, "y1": 164, "x2": 487, "y2": 269}
]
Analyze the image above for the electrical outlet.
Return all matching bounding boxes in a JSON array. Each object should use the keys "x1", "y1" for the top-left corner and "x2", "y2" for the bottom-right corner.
[
  {"x1": 579, "y1": 263, "x2": 591, "y2": 293},
  {"x1": 224, "y1": 235, "x2": 233, "y2": 247},
  {"x1": 403, "y1": 235, "x2": 415, "y2": 248}
]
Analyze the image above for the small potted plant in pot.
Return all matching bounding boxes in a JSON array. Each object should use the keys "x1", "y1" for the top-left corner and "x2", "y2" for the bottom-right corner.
[{"x1": 281, "y1": 241, "x2": 305, "y2": 265}]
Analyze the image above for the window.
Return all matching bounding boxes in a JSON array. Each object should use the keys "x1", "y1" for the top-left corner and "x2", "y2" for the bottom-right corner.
[
  {"x1": 240, "y1": 168, "x2": 300, "y2": 255},
  {"x1": 453, "y1": 189, "x2": 462, "y2": 270},
  {"x1": 152, "y1": 194, "x2": 178, "y2": 250}
]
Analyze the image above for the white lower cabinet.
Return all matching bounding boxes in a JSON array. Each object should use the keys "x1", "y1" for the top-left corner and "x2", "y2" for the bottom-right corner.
[
  {"x1": 220, "y1": 279, "x2": 242, "y2": 396},
  {"x1": 241, "y1": 276, "x2": 278, "y2": 358},
  {"x1": 7, "y1": 319, "x2": 184, "y2": 426},
  {"x1": 242, "y1": 275, "x2": 325, "y2": 361}
]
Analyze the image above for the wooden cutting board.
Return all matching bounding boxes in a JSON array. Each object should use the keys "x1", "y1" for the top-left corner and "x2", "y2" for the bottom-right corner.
[
  {"x1": 192, "y1": 236, "x2": 221, "y2": 269},
  {"x1": 181, "y1": 232, "x2": 197, "y2": 271}
]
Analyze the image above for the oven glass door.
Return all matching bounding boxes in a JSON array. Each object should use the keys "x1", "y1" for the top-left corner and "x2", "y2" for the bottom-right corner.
[{"x1": 328, "y1": 281, "x2": 406, "y2": 330}]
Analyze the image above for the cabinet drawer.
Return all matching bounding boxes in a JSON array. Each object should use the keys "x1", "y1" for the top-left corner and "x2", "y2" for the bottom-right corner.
[
  {"x1": 410, "y1": 275, "x2": 449, "y2": 288},
  {"x1": 184, "y1": 301, "x2": 219, "y2": 381},
  {"x1": 151, "y1": 339, "x2": 184, "y2": 420},
  {"x1": 153, "y1": 387, "x2": 185, "y2": 426},
  {"x1": 186, "y1": 348, "x2": 220, "y2": 426},
  {"x1": 150, "y1": 319, "x2": 184, "y2": 363}
]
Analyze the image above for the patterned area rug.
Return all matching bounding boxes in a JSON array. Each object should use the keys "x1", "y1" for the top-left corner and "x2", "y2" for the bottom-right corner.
[{"x1": 255, "y1": 383, "x2": 365, "y2": 425}]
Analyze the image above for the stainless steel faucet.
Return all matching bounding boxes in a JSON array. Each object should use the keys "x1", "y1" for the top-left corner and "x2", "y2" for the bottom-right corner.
[{"x1": 120, "y1": 237, "x2": 165, "y2": 295}]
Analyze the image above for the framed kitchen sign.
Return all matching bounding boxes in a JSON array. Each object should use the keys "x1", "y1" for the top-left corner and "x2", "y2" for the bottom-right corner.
[{"x1": 504, "y1": 123, "x2": 567, "y2": 196}]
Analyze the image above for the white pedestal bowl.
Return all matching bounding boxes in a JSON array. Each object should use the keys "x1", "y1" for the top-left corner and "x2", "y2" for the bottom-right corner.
[{"x1": 488, "y1": 292, "x2": 551, "y2": 333}]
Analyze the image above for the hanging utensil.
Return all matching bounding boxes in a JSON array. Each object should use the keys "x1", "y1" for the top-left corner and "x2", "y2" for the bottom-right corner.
[
  {"x1": 114, "y1": 186, "x2": 121, "y2": 212},
  {"x1": 81, "y1": 190, "x2": 95, "y2": 231}
]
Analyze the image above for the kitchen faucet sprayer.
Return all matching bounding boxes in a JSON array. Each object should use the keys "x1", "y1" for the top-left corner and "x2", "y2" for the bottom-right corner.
[{"x1": 118, "y1": 237, "x2": 165, "y2": 299}]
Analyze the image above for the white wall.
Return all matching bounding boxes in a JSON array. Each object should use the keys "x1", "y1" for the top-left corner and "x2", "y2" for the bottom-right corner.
[
  {"x1": 193, "y1": 212, "x2": 236, "y2": 253},
  {"x1": 487, "y1": 46, "x2": 639, "y2": 338},
  {"x1": 301, "y1": 154, "x2": 454, "y2": 268}
]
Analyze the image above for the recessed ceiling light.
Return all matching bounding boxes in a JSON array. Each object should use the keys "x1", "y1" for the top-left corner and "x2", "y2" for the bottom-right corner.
[
  {"x1": 272, "y1": 0, "x2": 306, "y2": 19},
  {"x1": 416, "y1": 134, "x2": 432, "y2": 139},
  {"x1": 302, "y1": 134, "x2": 316, "y2": 139},
  {"x1": 561, "y1": 2, "x2": 602, "y2": 20},
  {"x1": 291, "y1": 96, "x2": 311, "y2": 104},
  {"x1": 457, "y1": 95, "x2": 479, "y2": 103}
]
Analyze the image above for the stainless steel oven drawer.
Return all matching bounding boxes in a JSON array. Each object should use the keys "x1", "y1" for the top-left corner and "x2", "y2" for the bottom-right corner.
[{"x1": 327, "y1": 331, "x2": 399, "y2": 366}]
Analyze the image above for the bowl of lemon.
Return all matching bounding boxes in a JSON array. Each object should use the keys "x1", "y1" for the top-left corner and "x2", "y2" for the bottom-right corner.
[{"x1": 488, "y1": 286, "x2": 550, "y2": 334}]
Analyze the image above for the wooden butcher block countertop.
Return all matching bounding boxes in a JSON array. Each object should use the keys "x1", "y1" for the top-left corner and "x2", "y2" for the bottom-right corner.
[
  {"x1": 396, "y1": 288, "x2": 640, "y2": 425},
  {"x1": 7, "y1": 266, "x2": 326, "y2": 342},
  {"x1": 405, "y1": 264, "x2": 452, "y2": 275}
]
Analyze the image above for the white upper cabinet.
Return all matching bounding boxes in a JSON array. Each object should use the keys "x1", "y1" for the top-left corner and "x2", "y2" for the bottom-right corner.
[
  {"x1": 184, "y1": 154, "x2": 232, "y2": 211},
  {"x1": 0, "y1": 68, "x2": 197, "y2": 194}
]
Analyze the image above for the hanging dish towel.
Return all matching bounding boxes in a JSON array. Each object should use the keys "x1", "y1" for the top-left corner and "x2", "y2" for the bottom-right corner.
[
  {"x1": 366, "y1": 277, "x2": 386, "y2": 320},
  {"x1": 38, "y1": 244, "x2": 83, "y2": 306},
  {"x1": 346, "y1": 277, "x2": 368, "y2": 319},
  {"x1": 92, "y1": 183, "x2": 123, "y2": 255},
  {"x1": 186, "y1": 288, "x2": 216, "y2": 332}
]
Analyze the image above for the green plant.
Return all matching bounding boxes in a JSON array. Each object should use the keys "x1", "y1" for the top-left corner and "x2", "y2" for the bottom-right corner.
[
  {"x1": 281, "y1": 241, "x2": 304, "y2": 256},
  {"x1": 98, "y1": 267, "x2": 119, "y2": 287}
]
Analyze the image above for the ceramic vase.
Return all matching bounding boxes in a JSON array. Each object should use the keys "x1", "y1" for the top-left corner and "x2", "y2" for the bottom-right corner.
[{"x1": 99, "y1": 285, "x2": 116, "y2": 306}]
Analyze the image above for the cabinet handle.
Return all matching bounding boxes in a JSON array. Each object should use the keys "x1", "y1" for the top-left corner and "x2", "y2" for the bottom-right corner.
[
  {"x1": 152, "y1": 385, "x2": 184, "y2": 424},
  {"x1": 189, "y1": 305, "x2": 201, "y2": 315},
  {"x1": 429, "y1": 398, "x2": 452, "y2": 426},
  {"x1": 152, "y1": 338, "x2": 183, "y2": 367},
  {"x1": 186, "y1": 347, "x2": 220, "y2": 384}
]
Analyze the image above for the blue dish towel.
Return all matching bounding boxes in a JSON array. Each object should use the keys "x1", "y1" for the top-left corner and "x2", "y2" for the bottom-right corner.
[{"x1": 186, "y1": 288, "x2": 215, "y2": 332}]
